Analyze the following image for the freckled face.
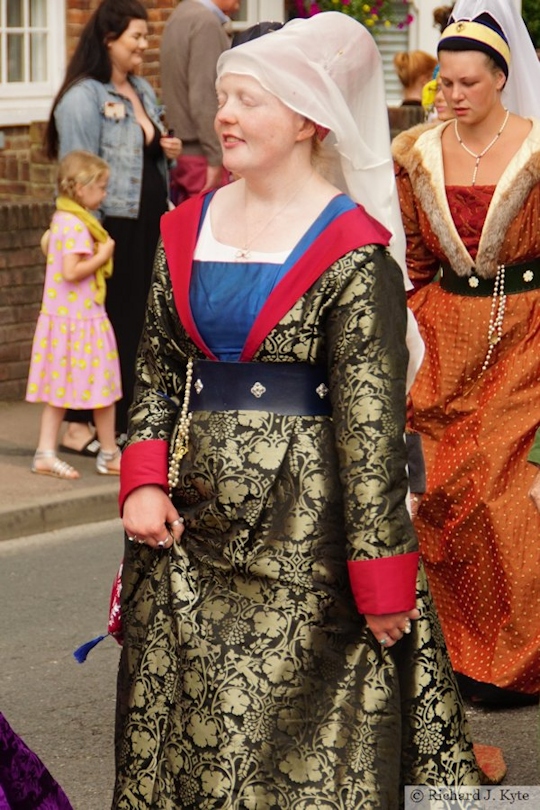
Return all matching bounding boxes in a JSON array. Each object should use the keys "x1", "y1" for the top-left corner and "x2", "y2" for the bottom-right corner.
[
  {"x1": 438, "y1": 50, "x2": 505, "y2": 124},
  {"x1": 215, "y1": 74, "x2": 312, "y2": 177}
]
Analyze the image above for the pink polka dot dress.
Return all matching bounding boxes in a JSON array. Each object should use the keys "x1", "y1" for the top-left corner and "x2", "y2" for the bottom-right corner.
[{"x1": 26, "y1": 211, "x2": 122, "y2": 409}]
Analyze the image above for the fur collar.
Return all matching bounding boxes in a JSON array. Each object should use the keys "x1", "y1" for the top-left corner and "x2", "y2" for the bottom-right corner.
[{"x1": 393, "y1": 119, "x2": 540, "y2": 278}]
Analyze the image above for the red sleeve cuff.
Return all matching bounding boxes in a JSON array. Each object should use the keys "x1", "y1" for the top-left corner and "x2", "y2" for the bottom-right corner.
[
  {"x1": 119, "y1": 439, "x2": 169, "y2": 513},
  {"x1": 347, "y1": 552, "x2": 419, "y2": 614}
]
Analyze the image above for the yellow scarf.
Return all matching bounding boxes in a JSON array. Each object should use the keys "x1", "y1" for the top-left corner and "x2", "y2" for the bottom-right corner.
[{"x1": 56, "y1": 196, "x2": 113, "y2": 305}]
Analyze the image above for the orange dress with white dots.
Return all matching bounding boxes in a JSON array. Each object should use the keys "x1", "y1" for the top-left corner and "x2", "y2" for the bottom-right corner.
[{"x1": 394, "y1": 120, "x2": 540, "y2": 695}]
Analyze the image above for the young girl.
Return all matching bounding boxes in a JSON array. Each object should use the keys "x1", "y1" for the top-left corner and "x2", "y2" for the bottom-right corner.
[{"x1": 26, "y1": 150, "x2": 121, "y2": 478}]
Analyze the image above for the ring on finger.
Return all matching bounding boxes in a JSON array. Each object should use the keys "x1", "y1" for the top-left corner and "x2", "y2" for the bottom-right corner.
[
  {"x1": 379, "y1": 637, "x2": 389, "y2": 646},
  {"x1": 127, "y1": 535, "x2": 137, "y2": 542},
  {"x1": 157, "y1": 534, "x2": 171, "y2": 549},
  {"x1": 403, "y1": 619, "x2": 412, "y2": 634},
  {"x1": 170, "y1": 518, "x2": 184, "y2": 528}
]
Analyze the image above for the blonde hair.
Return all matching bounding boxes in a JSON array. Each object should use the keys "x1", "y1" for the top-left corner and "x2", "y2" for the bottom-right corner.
[
  {"x1": 393, "y1": 50, "x2": 438, "y2": 90},
  {"x1": 57, "y1": 150, "x2": 109, "y2": 203}
]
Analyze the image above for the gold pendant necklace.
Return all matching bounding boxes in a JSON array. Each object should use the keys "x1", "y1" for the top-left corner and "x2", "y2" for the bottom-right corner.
[
  {"x1": 454, "y1": 108, "x2": 510, "y2": 186},
  {"x1": 235, "y1": 172, "x2": 313, "y2": 261}
]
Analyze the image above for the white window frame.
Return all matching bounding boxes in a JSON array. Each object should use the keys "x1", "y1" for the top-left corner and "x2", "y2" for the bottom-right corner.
[
  {"x1": 0, "y1": 0, "x2": 65, "y2": 126},
  {"x1": 231, "y1": 0, "x2": 285, "y2": 33},
  {"x1": 376, "y1": 1, "x2": 425, "y2": 107}
]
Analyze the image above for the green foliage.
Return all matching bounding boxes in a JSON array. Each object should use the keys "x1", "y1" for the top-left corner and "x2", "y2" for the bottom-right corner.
[
  {"x1": 306, "y1": 0, "x2": 413, "y2": 33},
  {"x1": 522, "y1": 0, "x2": 540, "y2": 48}
]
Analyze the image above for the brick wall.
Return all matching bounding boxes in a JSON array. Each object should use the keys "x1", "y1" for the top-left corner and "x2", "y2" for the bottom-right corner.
[
  {"x1": 0, "y1": 1, "x2": 178, "y2": 399},
  {"x1": 0, "y1": 122, "x2": 55, "y2": 203},
  {"x1": 0, "y1": 201, "x2": 53, "y2": 400}
]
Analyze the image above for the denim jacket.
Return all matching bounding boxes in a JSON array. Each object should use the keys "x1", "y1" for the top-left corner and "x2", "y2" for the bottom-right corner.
[{"x1": 54, "y1": 75, "x2": 169, "y2": 219}]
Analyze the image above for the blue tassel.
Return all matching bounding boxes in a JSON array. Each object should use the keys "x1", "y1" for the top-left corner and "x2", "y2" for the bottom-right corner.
[{"x1": 73, "y1": 634, "x2": 108, "y2": 663}]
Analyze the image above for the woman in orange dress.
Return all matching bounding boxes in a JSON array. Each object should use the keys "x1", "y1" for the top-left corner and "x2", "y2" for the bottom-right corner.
[{"x1": 393, "y1": 1, "x2": 540, "y2": 704}]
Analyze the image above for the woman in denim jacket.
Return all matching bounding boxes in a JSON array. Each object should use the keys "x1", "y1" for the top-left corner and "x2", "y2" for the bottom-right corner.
[{"x1": 44, "y1": 0, "x2": 182, "y2": 454}]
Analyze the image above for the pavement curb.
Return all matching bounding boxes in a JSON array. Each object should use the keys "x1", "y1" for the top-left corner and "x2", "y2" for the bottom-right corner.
[{"x1": 0, "y1": 484, "x2": 119, "y2": 541}]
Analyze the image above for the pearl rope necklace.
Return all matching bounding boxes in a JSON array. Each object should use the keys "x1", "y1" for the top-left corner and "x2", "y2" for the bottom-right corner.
[{"x1": 454, "y1": 108, "x2": 510, "y2": 186}]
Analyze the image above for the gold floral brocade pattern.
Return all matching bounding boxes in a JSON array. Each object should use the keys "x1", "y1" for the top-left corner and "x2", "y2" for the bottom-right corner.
[{"x1": 113, "y1": 243, "x2": 480, "y2": 808}]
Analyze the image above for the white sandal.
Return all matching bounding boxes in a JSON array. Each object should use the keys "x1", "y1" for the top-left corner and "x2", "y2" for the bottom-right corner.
[
  {"x1": 96, "y1": 447, "x2": 121, "y2": 476},
  {"x1": 32, "y1": 450, "x2": 80, "y2": 479}
]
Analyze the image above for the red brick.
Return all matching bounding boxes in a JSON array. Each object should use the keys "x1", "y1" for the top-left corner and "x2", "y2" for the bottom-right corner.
[{"x1": 0, "y1": 183, "x2": 29, "y2": 198}]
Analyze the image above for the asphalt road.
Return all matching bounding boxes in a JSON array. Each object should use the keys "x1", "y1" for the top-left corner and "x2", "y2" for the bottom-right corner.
[
  {"x1": 1, "y1": 520, "x2": 538, "y2": 810},
  {"x1": 1, "y1": 519, "x2": 123, "y2": 810}
]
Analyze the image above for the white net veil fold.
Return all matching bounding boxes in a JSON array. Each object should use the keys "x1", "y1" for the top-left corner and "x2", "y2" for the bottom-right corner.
[{"x1": 216, "y1": 12, "x2": 406, "y2": 280}]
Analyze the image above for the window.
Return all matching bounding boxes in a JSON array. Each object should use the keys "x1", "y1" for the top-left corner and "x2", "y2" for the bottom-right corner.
[
  {"x1": 231, "y1": 0, "x2": 285, "y2": 32},
  {"x1": 377, "y1": 25, "x2": 412, "y2": 106},
  {"x1": 373, "y1": 1, "x2": 417, "y2": 106},
  {"x1": 0, "y1": 0, "x2": 65, "y2": 126}
]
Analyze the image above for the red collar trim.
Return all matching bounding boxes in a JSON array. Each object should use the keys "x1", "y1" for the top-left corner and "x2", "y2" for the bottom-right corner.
[
  {"x1": 161, "y1": 193, "x2": 390, "y2": 362},
  {"x1": 161, "y1": 194, "x2": 216, "y2": 359}
]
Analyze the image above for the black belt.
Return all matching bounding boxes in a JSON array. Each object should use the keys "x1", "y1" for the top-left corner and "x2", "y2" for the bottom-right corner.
[
  {"x1": 189, "y1": 360, "x2": 332, "y2": 416},
  {"x1": 439, "y1": 259, "x2": 540, "y2": 296}
]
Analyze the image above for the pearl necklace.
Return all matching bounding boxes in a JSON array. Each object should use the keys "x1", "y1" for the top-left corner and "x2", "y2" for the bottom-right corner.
[
  {"x1": 235, "y1": 173, "x2": 313, "y2": 260},
  {"x1": 454, "y1": 108, "x2": 510, "y2": 186}
]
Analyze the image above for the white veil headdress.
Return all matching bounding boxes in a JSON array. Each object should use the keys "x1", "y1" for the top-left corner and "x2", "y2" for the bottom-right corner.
[
  {"x1": 217, "y1": 12, "x2": 407, "y2": 279},
  {"x1": 216, "y1": 11, "x2": 424, "y2": 385},
  {"x1": 450, "y1": 0, "x2": 540, "y2": 118}
]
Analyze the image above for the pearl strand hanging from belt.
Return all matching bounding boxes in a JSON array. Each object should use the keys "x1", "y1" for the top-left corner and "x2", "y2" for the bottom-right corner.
[
  {"x1": 481, "y1": 263, "x2": 506, "y2": 375},
  {"x1": 463, "y1": 263, "x2": 507, "y2": 394},
  {"x1": 454, "y1": 108, "x2": 510, "y2": 187},
  {"x1": 168, "y1": 357, "x2": 193, "y2": 494}
]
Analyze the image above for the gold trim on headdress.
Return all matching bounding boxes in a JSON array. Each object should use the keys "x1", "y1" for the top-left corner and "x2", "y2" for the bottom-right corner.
[{"x1": 439, "y1": 21, "x2": 511, "y2": 68}]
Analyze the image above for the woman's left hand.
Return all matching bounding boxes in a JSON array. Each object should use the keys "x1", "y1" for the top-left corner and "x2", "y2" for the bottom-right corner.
[
  {"x1": 123, "y1": 484, "x2": 185, "y2": 550},
  {"x1": 528, "y1": 469, "x2": 540, "y2": 514},
  {"x1": 366, "y1": 608, "x2": 420, "y2": 649},
  {"x1": 410, "y1": 492, "x2": 422, "y2": 520},
  {"x1": 160, "y1": 135, "x2": 182, "y2": 161}
]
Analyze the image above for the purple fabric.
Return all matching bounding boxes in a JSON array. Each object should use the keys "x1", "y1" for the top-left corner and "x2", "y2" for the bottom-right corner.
[
  {"x1": 0, "y1": 714, "x2": 73, "y2": 810},
  {"x1": 0, "y1": 784, "x2": 10, "y2": 810}
]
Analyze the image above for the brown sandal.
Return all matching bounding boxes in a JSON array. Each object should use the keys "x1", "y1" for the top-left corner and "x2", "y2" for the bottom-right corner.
[{"x1": 31, "y1": 450, "x2": 80, "y2": 480}]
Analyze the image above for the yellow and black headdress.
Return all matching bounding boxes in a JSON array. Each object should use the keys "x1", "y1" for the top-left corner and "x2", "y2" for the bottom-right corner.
[{"x1": 437, "y1": 12, "x2": 511, "y2": 78}]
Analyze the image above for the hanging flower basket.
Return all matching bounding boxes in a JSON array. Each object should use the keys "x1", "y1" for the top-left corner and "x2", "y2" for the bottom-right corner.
[{"x1": 303, "y1": 0, "x2": 414, "y2": 32}]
